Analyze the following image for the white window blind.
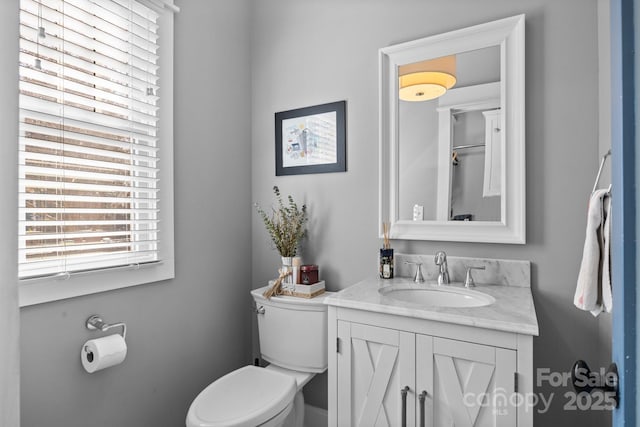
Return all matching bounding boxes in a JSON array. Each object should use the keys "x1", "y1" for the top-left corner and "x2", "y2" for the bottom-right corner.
[{"x1": 19, "y1": 0, "x2": 162, "y2": 280}]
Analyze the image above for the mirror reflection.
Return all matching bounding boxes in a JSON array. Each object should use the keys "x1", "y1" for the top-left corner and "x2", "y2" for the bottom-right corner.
[{"x1": 398, "y1": 46, "x2": 502, "y2": 222}]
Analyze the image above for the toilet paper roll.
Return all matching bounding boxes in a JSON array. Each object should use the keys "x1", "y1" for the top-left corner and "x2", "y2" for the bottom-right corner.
[{"x1": 81, "y1": 334, "x2": 127, "y2": 373}]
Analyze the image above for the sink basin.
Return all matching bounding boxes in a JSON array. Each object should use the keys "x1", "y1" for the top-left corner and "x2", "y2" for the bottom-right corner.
[{"x1": 379, "y1": 284, "x2": 495, "y2": 308}]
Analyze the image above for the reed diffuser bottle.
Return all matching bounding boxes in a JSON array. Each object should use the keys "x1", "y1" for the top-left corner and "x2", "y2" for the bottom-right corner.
[{"x1": 379, "y1": 222, "x2": 394, "y2": 279}]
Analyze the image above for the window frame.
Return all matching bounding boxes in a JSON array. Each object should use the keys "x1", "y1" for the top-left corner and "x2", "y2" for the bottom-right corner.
[{"x1": 18, "y1": 0, "x2": 175, "y2": 307}]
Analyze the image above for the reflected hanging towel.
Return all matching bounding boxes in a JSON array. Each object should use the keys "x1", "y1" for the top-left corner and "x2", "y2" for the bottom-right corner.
[
  {"x1": 482, "y1": 110, "x2": 501, "y2": 198},
  {"x1": 574, "y1": 189, "x2": 612, "y2": 316}
]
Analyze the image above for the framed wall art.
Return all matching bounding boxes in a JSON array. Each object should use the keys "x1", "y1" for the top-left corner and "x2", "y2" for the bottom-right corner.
[{"x1": 275, "y1": 100, "x2": 346, "y2": 176}]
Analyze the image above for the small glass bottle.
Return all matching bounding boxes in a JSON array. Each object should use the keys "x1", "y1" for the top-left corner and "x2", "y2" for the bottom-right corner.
[{"x1": 379, "y1": 248, "x2": 394, "y2": 279}]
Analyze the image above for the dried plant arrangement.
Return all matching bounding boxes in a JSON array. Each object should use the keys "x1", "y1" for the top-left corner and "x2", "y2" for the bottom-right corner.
[{"x1": 255, "y1": 186, "x2": 308, "y2": 258}]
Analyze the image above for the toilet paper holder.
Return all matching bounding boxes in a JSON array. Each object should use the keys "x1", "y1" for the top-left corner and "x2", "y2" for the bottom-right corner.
[{"x1": 86, "y1": 315, "x2": 127, "y2": 339}]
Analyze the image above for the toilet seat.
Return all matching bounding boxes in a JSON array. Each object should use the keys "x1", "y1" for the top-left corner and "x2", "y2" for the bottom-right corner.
[{"x1": 186, "y1": 365, "x2": 297, "y2": 427}]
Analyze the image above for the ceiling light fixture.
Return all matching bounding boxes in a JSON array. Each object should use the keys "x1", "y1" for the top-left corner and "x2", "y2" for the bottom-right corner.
[{"x1": 398, "y1": 55, "x2": 457, "y2": 102}]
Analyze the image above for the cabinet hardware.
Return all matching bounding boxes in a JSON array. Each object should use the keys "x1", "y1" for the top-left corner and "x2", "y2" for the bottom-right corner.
[
  {"x1": 419, "y1": 390, "x2": 428, "y2": 427},
  {"x1": 514, "y1": 372, "x2": 518, "y2": 393},
  {"x1": 400, "y1": 386, "x2": 410, "y2": 427}
]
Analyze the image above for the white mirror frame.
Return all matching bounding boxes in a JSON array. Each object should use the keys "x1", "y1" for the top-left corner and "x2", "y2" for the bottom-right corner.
[{"x1": 379, "y1": 14, "x2": 525, "y2": 244}]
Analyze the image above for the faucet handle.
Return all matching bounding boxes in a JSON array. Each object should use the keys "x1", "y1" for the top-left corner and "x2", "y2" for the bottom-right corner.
[
  {"x1": 404, "y1": 261, "x2": 424, "y2": 283},
  {"x1": 464, "y1": 266, "x2": 486, "y2": 288}
]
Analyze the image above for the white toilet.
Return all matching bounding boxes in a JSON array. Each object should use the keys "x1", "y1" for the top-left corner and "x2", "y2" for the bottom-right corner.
[{"x1": 186, "y1": 286, "x2": 331, "y2": 427}]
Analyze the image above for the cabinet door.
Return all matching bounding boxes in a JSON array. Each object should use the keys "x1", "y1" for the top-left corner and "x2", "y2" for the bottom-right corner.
[
  {"x1": 416, "y1": 336, "x2": 517, "y2": 427},
  {"x1": 337, "y1": 321, "x2": 415, "y2": 427}
]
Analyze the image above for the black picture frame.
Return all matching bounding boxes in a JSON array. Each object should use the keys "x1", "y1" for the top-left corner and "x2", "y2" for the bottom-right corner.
[{"x1": 275, "y1": 100, "x2": 346, "y2": 176}]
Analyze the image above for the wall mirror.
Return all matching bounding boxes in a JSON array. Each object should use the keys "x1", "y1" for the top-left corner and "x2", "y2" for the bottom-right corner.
[{"x1": 379, "y1": 14, "x2": 525, "y2": 243}]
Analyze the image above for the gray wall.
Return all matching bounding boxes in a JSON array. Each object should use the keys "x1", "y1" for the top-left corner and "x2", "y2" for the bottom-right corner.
[
  {"x1": 0, "y1": 1, "x2": 20, "y2": 425},
  {"x1": 250, "y1": 0, "x2": 610, "y2": 425},
  {"x1": 19, "y1": 1, "x2": 253, "y2": 426}
]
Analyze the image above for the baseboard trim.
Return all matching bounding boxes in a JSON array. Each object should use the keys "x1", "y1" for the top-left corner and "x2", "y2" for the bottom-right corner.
[{"x1": 304, "y1": 404, "x2": 328, "y2": 427}]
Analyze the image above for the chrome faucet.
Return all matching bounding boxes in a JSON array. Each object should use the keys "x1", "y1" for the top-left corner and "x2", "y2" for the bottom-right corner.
[{"x1": 435, "y1": 251, "x2": 449, "y2": 285}]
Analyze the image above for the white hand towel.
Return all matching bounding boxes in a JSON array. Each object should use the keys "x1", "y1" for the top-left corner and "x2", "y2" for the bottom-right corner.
[
  {"x1": 601, "y1": 193, "x2": 612, "y2": 313},
  {"x1": 574, "y1": 189, "x2": 610, "y2": 316}
]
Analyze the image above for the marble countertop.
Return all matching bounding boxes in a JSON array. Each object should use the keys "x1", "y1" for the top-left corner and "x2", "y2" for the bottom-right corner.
[{"x1": 324, "y1": 277, "x2": 539, "y2": 336}]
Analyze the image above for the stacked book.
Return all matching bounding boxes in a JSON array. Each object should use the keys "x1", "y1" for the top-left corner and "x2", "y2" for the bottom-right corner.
[{"x1": 268, "y1": 280, "x2": 326, "y2": 299}]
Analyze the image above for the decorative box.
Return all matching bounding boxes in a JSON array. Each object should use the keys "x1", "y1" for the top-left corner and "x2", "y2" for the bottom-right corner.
[{"x1": 300, "y1": 264, "x2": 319, "y2": 285}]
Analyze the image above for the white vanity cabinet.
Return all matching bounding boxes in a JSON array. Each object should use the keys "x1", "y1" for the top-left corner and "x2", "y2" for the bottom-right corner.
[
  {"x1": 326, "y1": 276, "x2": 538, "y2": 427},
  {"x1": 333, "y1": 315, "x2": 523, "y2": 427}
]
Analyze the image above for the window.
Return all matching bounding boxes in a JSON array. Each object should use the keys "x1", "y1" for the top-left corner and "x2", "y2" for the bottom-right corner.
[{"x1": 18, "y1": 0, "x2": 176, "y2": 306}]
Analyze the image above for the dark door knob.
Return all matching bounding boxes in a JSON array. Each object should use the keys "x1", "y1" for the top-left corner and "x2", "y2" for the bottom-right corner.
[{"x1": 571, "y1": 360, "x2": 619, "y2": 408}]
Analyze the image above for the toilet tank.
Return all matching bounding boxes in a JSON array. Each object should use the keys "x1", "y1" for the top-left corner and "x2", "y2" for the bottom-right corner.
[{"x1": 251, "y1": 286, "x2": 332, "y2": 373}]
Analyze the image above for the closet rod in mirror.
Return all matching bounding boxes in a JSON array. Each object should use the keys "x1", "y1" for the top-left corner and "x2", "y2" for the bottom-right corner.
[{"x1": 453, "y1": 143, "x2": 485, "y2": 150}]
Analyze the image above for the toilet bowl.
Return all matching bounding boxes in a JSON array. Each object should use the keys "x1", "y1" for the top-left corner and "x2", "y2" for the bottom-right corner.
[{"x1": 186, "y1": 287, "x2": 331, "y2": 427}]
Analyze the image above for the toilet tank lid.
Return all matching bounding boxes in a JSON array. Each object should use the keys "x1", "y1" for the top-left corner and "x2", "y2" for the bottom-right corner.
[
  {"x1": 251, "y1": 286, "x2": 333, "y2": 308},
  {"x1": 186, "y1": 365, "x2": 296, "y2": 427}
]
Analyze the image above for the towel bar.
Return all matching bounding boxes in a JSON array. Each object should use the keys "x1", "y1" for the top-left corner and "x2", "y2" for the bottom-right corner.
[{"x1": 592, "y1": 149, "x2": 612, "y2": 193}]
